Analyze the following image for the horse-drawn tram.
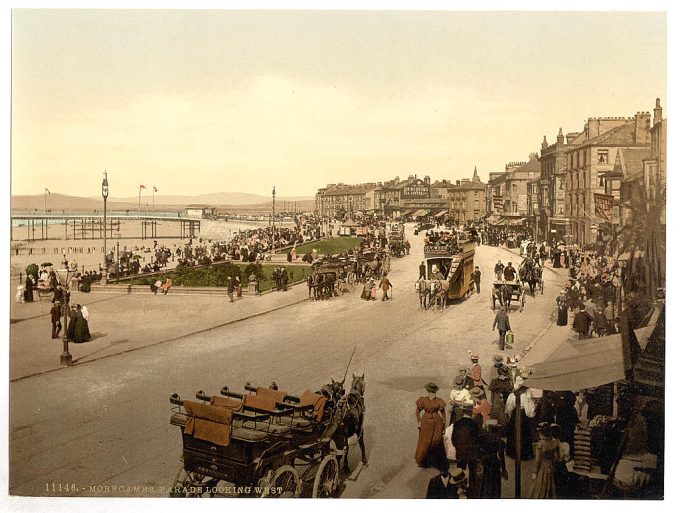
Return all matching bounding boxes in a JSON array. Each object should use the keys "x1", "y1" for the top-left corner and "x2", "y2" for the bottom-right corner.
[
  {"x1": 169, "y1": 376, "x2": 366, "y2": 498},
  {"x1": 416, "y1": 234, "x2": 476, "y2": 309}
]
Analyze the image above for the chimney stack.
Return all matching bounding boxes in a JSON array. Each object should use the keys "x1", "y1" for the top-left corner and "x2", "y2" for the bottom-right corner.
[
  {"x1": 557, "y1": 127, "x2": 564, "y2": 145},
  {"x1": 653, "y1": 98, "x2": 663, "y2": 125},
  {"x1": 634, "y1": 112, "x2": 651, "y2": 144}
]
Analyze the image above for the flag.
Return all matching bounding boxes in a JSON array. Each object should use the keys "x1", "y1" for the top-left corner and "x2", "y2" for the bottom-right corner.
[
  {"x1": 594, "y1": 193, "x2": 614, "y2": 222},
  {"x1": 153, "y1": 186, "x2": 158, "y2": 192},
  {"x1": 139, "y1": 185, "x2": 146, "y2": 189},
  {"x1": 45, "y1": 188, "x2": 50, "y2": 195}
]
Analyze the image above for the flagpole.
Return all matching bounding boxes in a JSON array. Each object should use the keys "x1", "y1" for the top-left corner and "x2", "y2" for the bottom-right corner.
[
  {"x1": 139, "y1": 186, "x2": 141, "y2": 212},
  {"x1": 153, "y1": 187, "x2": 155, "y2": 210},
  {"x1": 44, "y1": 188, "x2": 47, "y2": 213}
]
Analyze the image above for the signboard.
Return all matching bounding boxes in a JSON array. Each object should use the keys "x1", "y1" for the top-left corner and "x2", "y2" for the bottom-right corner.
[
  {"x1": 493, "y1": 195, "x2": 503, "y2": 211},
  {"x1": 594, "y1": 193, "x2": 614, "y2": 222}
]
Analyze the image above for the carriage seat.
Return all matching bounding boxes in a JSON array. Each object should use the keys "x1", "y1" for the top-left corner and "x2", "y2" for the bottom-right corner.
[
  {"x1": 298, "y1": 390, "x2": 327, "y2": 422},
  {"x1": 183, "y1": 400, "x2": 234, "y2": 446}
]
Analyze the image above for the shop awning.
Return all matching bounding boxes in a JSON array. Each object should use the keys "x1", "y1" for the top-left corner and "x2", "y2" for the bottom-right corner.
[
  {"x1": 521, "y1": 325, "x2": 625, "y2": 391},
  {"x1": 486, "y1": 215, "x2": 501, "y2": 225},
  {"x1": 434, "y1": 211, "x2": 448, "y2": 218},
  {"x1": 508, "y1": 218, "x2": 526, "y2": 226},
  {"x1": 413, "y1": 209, "x2": 430, "y2": 217}
]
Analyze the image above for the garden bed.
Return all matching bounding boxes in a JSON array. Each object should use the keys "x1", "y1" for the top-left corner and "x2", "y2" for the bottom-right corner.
[{"x1": 276, "y1": 237, "x2": 362, "y2": 256}]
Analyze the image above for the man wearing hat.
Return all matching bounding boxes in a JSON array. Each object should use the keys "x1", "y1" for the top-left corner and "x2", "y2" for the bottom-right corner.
[
  {"x1": 572, "y1": 304, "x2": 592, "y2": 339},
  {"x1": 492, "y1": 354, "x2": 507, "y2": 377},
  {"x1": 468, "y1": 351, "x2": 486, "y2": 389},
  {"x1": 452, "y1": 402, "x2": 481, "y2": 497},
  {"x1": 504, "y1": 375, "x2": 536, "y2": 461},
  {"x1": 494, "y1": 260, "x2": 504, "y2": 281},
  {"x1": 426, "y1": 465, "x2": 467, "y2": 499},
  {"x1": 50, "y1": 301, "x2": 62, "y2": 339},
  {"x1": 503, "y1": 261, "x2": 517, "y2": 282},
  {"x1": 489, "y1": 365, "x2": 513, "y2": 428},
  {"x1": 470, "y1": 387, "x2": 490, "y2": 427},
  {"x1": 492, "y1": 305, "x2": 511, "y2": 350}
]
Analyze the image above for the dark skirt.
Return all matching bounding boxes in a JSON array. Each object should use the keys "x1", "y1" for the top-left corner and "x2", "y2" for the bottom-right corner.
[
  {"x1": 557, "y1": 305, "x2": 569, "y2": 325},
  {"x1": 475, "y1": 454, "x2": 503, "y2": 498},
  {"x1": 73, "y1": 318, "x2": 91, "y2": 343},
  {"x1": 506, "y1": 410, "x2": 534, "y2": 460}
]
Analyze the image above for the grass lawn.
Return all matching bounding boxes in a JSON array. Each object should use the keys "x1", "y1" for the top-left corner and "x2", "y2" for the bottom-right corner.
[
  {"x1": 276, "y1": 237, "x2": 362, "y2": 256},
  {"x1": 125, "y1": 262, "x2": 312, "y2": 293}
]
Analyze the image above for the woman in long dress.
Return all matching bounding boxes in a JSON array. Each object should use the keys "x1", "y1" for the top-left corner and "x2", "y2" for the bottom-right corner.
[
  {"x1": 505, "y1": 377, "x2": 536, "y2": 461},
  {"x1": 415, "y1": 383, "x2": 447, "y2": 469},
  {"x1": 24, "y1": 275, "x2": 34, "y2": 302},
  {"x1": 528, "y1": 423, "x2": 560, "y2": 498},
  {"x1": 474, "y1": 423, "x2": 508, "y2": 498},
  {"x1": 556, "y1": 294, "x2": 569, "y2": 325},
  {"x1": 73, "y1": 305, "x2": 91, "y2": 343},
  {"x1": 489, "y1": 367, "x2": 513, "y2": 428}
]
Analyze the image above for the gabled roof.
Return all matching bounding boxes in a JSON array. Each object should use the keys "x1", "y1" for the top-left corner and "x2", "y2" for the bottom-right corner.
[
  {"x1": 506, "y1": 158, "x2": 541, "y2": 178},
  {"x1": 577, "y1": 121, "x2": 648, "y2": 148},
  {"x1": 616, "y1": 148, "x2": 651, "y2": 181}
]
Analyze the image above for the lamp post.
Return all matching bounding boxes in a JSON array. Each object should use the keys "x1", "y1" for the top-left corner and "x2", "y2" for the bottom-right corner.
[
  {"x1": 58, "y1": 254, "x2": 75, "y2": 367},
  {"x1": 101, "y1": 171, "x2": 109, "y2": 285}
]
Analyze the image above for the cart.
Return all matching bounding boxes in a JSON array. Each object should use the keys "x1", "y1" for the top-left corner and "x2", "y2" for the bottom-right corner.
[
  {"x1": 168, "y1": 383, "x2": 343, "y2": 498},
  {"x1": 491, "y1": 280, "x2": 526, "y2": 312}
]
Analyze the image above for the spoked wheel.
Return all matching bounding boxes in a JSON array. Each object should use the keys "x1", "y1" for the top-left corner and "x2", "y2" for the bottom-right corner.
[
  {"x1": 519, "y1": 291, "x2": 526, "y2": 312},
  {"x1": 312, "y1": 455, "x2": 339, "y2": 498},
  {"x1": 491, "y1": 293, "x2": 496, "y2": 310},
  {"x1": 173, "y1": 469, "x2": 217, "y2": 497},
  {"x1": 541, "y1": 280, "x2": 545, "y2": 294},
  {"x1": 261, "y1": 465, "x2": 302, "y2": 498}
]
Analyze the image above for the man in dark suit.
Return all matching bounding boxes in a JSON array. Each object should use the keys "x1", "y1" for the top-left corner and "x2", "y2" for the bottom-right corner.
[
  {"x1": 419, "y1": 261, "x2": 426, "y2": 280},
  {"x1": 573, "y1": 305, "x2": 592, "y2": 339},
  {"x1": 472, "y1": 266, "x2": 482, "y2": 293},
  {"x1": 452, "y1": 405, "x2": 480, "y2": 497},
  {"x1": 50, "y1": 301, "x2": 62, "y2": 339},
  {"x1": 492, "y1": 306, "x2": 511, "y2": 350},
  {"x1": 426, "y1": 466, "x2": 467, "y2": 499}
]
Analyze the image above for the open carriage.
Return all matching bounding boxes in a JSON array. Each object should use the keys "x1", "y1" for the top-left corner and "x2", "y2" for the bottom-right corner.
[
  {"x1": 311, "y1": 255, "x2": 352, "y2": 297},
  {"x1": 491, "y1": 279, "x2": 526, "y2": 312},
  {"x1": 169, "y1": 379, "x2": 364, "y2": 498},
  {"x1": 519, "y1": 260, "x2": 544, "y2": 295}
]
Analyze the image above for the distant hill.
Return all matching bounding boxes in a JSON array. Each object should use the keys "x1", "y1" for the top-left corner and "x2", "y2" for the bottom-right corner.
[{"x1": 11, "y1": 192, "x2": 315, "y2": 213}]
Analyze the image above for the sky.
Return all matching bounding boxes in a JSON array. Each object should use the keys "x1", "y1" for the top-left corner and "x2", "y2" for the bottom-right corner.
[{"x1": 11, "y1": 9, "x2": 666, "y2": 198}]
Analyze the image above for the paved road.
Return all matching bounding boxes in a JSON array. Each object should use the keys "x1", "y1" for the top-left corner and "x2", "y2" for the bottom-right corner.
[{"x1": 9, "y1": 225, "x2": 563, "y2": 498}]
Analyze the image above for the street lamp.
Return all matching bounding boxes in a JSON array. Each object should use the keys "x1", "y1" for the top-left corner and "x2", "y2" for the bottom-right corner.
[
  {"x1": 56, "y1": 254, "x2": 77, "y2": 367},
  {"x1": 101, "y1": 171, "x2": 109, "y2": 285}
]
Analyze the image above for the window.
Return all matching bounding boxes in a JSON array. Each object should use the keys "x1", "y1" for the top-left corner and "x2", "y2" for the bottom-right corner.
[
  {"x1": 598, "y1": 150, "x2": 608, "y2": 164},
  {"x1": 512, "y1": 183, "x2": 517, "y2": 194},
  {"x1": 559, "y1": 179, "x2": 564, "y2": 190},
  {"x1": 512, "y1": 201, "x2": 518, "y2": 213}
]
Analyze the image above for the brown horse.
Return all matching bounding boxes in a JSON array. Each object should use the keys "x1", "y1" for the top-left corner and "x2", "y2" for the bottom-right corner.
[{"x1": 330, "y1": 374, "x2": 367, "y2": 473}]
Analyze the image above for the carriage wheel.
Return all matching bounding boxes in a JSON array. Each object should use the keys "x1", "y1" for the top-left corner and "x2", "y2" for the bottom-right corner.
[
  {"x1": 174, "y1": 469, "x2": 217, "y2": 497},
  {"x1": 312, "y1": 455, "x2": 339, "y2": 498},
  {"x1": 261, "y1": 465, "x2": 301, "y2": 498},
  {"x1": 541, "y1": 279, "x2": 544, "y2": 295},
  {"x1": 491, "y1": 292, "x2": 496, "y2": 310},
  {"x1": 519, "y1": 291, "x2": 525, "y2": 312}
]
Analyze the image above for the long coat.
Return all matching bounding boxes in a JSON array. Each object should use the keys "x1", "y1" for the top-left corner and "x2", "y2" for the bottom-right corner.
[
  {"x1": 452, "y1": 416, "x2": 480, "y2": 463},
  {"x1": 492, "y1": 311, "x2": 511, "y2": 332},
  {"x1": 415, "y1": 396, "x2": 447, "y2": 468}
]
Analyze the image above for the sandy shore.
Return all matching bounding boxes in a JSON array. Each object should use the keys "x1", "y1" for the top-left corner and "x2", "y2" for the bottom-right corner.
[{"x1": 9, "y1": 218, "x2": 279, "y2": 277}]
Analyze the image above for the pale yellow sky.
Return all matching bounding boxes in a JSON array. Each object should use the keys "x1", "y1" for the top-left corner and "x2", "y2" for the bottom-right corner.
[{"x1": 11, "y1": 10, "x2": 666, "y2": 198}]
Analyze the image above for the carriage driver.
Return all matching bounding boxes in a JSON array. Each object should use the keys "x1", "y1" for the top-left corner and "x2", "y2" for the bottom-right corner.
[
  {"x1": 503, "y1": 262, "x2": 517, "y2": 282},
  {"x1": 432, "y1": 265, "x2": 445, "y2": 281}
]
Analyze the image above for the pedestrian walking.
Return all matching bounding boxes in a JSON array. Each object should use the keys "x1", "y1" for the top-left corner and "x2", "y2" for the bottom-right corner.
[
  {"x1": 235, "y1": 276, "x2": 242, "y2": 297},
  {"x1": 66, "y1": 304, "x2": 77, "y2": 341},
  {"x1": 572, "y1": 305, "x2": 592, "y2": 339},
  {"x1": 23, "y1": 275, "x2": 34, "y2": 303},
  {"x1": 73, "y1": 304, "x2": 91, "y2": 343},
  {"x1": 528, "y1": 423, "x2": 560, "y2": 498},
  {"x1": 415, "y1": 383, "x2": 447, "y2": 469},
  {"x1": 280, "y1": 268, "x2": 289, "y2": 291},
  {"x1": 50, "y1": 301, "x2": 62, "y2": 339},
  {"x1": 426, "y1": 465, "x2": 466, "y2": 499},
  {"x1": 504, "y1": 375, "x2": 536, "y2": 461},
  {"x1": 472, "y1": 266, "x2": 481, "y2": 293},
  {"x1": 473, "y1": 422, "x2": 508, "y2": 498},
  {"x1": 151, "y1": 279, "x2": 162, "y2": 294},
  {"x1": 452, "y1": 403, "x2": 481, "y2": 496},
  {"x1": 227, "y1": 277, "x2": 235, "y2": 302},
  {"x1": 161, "y1": 277, "x2": 173, "y2": 295},
  {"x1": 492, "y1": 306, "x2": 511, "y2": 350},
  {"x1": 556, "y1": 293, "x2": 569, "y2": 326},
  {"x1": 378, "y1": 274, "x2": 392, "y2": 301},
  {"x1": 489, "y1": 366, "x2": 512, "y2": 428},
  {"x1": 494, "y1": 260, "x2": 504, "y2": 281}
]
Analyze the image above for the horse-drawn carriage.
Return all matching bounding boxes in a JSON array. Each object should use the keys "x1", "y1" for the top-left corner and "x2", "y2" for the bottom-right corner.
[
  {"x1": 311, "y1": 255, "x2": 352, "y2": 298},
  {"x1": 519, "y1": 259, "x2": 544, "y2": 295},
  {"x1": 491, "y1": 279, "x2": 526, "y2": 312},
  {"x1": 356, "y1": 249, "x2": 389, "y2": 280},
  {"x1": 169, "y1": 375, "x2": 366, "y2": 498},
  {"x1": 387, "y1": 223, "x2": 406, "y2": 258},
  {"x1": 415, "y1": 239, "x2": 476, "y2": 310}
]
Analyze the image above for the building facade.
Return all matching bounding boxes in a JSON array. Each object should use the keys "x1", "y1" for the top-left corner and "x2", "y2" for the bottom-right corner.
[
  {"x1": 448, "y1": 167, "x2": 487, "y2": 224},
  {"x1": 536, "y1": 128, "x2": 572, "y2": 241},
  {"x1": 565, "y1": 112, "x2": 651, "y2": 245}
]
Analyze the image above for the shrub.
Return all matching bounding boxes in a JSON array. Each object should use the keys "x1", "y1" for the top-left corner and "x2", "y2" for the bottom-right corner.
[{"x1": 25, "y1": 263, "x2": 38, "y2": 277}]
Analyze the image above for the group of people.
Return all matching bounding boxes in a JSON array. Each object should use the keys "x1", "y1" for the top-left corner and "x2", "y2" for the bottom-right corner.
[
  {"x1": 417, "y1": 352, "x2": 582, "y2": 499},
  {"x1": 50, "y1": 301, "x2": 91, "y2": 343}
]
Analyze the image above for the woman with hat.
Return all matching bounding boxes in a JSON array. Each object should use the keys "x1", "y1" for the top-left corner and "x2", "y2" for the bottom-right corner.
[
  {"x1": 467, "y1": 351, "x2": 486, "y2": 390},
  {"x1": 528, "y1": 422, "x2": 560, "y2": 498},
  {"x1": 449, "y1": 375, "x2": 472, "y2": 425},
  {"x1": 415, "y1": 383, "x2": 447, "y2": 468},
  {"x1": 473, "y1": 421, "x2": 508, "y2": 498},
  {"x1": 489, "y1": 366, "x2": 513, "y2": 428},
  {"x1": 504, "y1": 375, "x2": 536, "y2": 461},
  {"x1": 470, "y1": 387, "x2": 490, "y2": 428}
]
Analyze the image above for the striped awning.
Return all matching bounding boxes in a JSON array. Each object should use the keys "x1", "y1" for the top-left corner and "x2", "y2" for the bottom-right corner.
[{"x1": 434, "y1": 211, "x2": 448, "y2": 218}]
